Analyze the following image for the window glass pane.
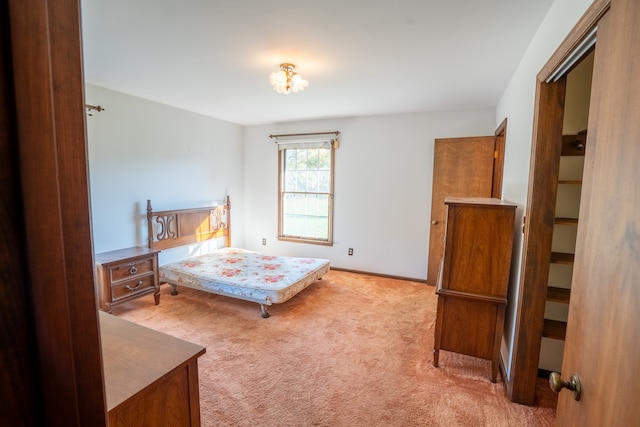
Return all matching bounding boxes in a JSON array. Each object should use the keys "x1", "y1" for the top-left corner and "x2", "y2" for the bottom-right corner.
[
  {"x1": 295, "y1": 170, "x2": 306, "y2": 192},
  {"x1": 282, "y1": 193, "x2": 329, "y2": 239},
  {"x1": 308, "y1": 149, "x2": 319, "y2": 170},
  {"x1": 318, "y1": 149, "x2": 330, "y2": 170},
  {"x1": 285, "y1": 150, "x2": 297, "y2": 171},
  {"x1": 307, "y1": 171, "x2": 319, "y2": 192},
  {"x1": 284, "y1": 170, "x2": 295, "y2": 191},
  {"x1": 318, "y1": 170, "x2": 330, "y2": 192},
  {"x1": 295, "y1": 149, "x2": 307, "y2": 170}
]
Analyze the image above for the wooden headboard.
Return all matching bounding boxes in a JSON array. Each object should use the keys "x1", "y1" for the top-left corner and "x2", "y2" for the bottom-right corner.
[{"x1": 146, "y1": 196, "x2": 231, "y2": 251}]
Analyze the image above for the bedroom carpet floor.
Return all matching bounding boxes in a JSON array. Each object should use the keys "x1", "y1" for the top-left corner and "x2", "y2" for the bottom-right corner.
[{"x1": 112, "y1": 269, "x2": 556, "y2": 426}]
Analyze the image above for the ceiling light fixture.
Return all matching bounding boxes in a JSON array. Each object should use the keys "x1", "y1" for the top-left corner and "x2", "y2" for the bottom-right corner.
[{"x1": 269, "y1": 63, "x2": 308, "y2": 94}]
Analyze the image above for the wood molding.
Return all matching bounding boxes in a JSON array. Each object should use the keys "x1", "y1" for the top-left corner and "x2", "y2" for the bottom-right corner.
[
  {"x1": 507, "y1": 74, "x2": 566, "y2": 407},
  {"x1": 538, "y1": 0, "x2": 610, "y2": 82},
  {"x1": 330, "y1": 267, "x2": 428, "y2": 284},
  {"x1": 492, "y1": 118, "x2": 507, "y2": 199}
]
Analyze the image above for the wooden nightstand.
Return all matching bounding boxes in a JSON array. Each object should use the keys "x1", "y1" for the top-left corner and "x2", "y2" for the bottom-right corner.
[{"x1": 95, "y1": 247, "x2": 160, "y2": 312}]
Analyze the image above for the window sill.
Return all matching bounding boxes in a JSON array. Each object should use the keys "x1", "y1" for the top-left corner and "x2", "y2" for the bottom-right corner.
[{"x1": 277, "y1": 236, "x2": 333, "y2": 247}]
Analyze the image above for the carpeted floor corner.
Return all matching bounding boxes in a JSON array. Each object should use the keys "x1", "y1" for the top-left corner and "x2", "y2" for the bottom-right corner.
[{"x1": 111, "y1": 270, "x2": 556, "y2": 426}]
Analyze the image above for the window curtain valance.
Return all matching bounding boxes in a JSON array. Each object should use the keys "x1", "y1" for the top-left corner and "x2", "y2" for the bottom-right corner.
[{"x1": 269, "y1": 131, "x2": 340, "y2": 150}]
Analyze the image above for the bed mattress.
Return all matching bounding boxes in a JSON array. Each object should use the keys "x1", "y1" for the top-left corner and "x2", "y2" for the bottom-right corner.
[{"x1": 159, "y1": 248, "x2": 330, "y2": 305}]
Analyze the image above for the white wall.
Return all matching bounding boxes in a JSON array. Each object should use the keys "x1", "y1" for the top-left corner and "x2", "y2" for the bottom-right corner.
[
  {"x1": 85, "y1": 84, "x2": 493, "y2": 276},
  {"x1": 495, "y1": 0, "x2": 594, "y2": 380},
  {"x1": 243, "y1": 109, "x2": 496, "y2": 280},
  {"x1": 85, "y1": 85, "x2": 245, "y2": 264}
]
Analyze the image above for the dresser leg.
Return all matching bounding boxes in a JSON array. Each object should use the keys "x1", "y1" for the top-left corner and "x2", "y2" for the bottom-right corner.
[
  {"x1": 491, "y1": 362, "x2": 498, "y2": 383},
  {"x1": 433, "y1": 297, "x2": 444, "y2": 368},
  {"x1": 491, "y1": 304, "x2": 505, "y2": 383}
]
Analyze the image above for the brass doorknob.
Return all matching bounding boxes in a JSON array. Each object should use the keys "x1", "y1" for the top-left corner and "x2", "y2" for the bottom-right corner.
[
  {"x1": 431, "y1": 220, "x2": 438, "y2": 225},
  {"x1": 549, "y1": 372, "x2": 581, "y2": 401}
]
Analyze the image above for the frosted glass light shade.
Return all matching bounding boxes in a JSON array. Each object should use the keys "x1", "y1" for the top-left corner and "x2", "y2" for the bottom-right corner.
[{"x1": 269, "y1": 63, "x2": 308, "y2": 94}]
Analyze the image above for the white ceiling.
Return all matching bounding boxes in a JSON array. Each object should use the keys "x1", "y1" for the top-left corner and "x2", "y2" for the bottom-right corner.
[{"x1": 81, "y1": 0, "x2": 554, "y2": 126}]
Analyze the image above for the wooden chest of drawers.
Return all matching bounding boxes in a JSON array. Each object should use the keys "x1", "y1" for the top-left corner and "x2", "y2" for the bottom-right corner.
[
  {"x1": 100, "y1": 311, "x2": 205, "y2": 426},
  {"x1": 95, "y1": 247, "x2": 160, "y2": 312},
  {"x1": 433, "y1": 197, "x2": 517, "y2": 382}
]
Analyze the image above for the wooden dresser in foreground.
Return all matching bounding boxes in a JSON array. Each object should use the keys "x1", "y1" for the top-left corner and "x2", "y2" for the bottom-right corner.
[
  {"x1": 433, "y1": 197, "x2": 517, "y2": 382},
  {"x1": 95, "y1": 246, "x2": 160, "y2": 312},
  {"x1": 101, "y1": 311, "x2": 206, "y2": 426}
]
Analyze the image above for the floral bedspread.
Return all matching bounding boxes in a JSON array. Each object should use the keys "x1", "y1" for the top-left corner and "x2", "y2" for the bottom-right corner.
[{"x1": 159, "y1": 248, "x2": 330, "y2": 305}]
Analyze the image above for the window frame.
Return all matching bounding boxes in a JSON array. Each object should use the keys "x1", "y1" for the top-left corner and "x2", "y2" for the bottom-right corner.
[{"x1": 277, "y1": 141, "x2": 335, "y2": 246}]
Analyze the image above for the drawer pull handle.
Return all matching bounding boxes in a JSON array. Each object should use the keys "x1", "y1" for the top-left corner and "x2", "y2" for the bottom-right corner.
[
  {"x1": 129, "y1": 266, "x2": 137, "y2": 275},
  {"x1": 125, "y1": 281, "x2": 143, "y2": 291}
]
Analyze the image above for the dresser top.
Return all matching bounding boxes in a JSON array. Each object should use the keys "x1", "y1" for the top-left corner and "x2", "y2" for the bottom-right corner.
[
  {"x1": 100, "y1": 311, "x2": 205, "y2": 411},
  {"x1": 444, "y1": 197, "x2": 517, "y2": 208}
]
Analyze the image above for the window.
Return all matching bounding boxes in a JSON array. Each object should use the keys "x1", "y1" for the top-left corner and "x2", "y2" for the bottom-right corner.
[{"x1": 277, "y1": 138, "x2": 335, "y2": 245}]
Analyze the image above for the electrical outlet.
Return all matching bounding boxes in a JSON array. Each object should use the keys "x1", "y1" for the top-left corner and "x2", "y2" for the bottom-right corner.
[
  {"x1": 348, "y1": 248, "x2": 353, "y2": 256},
  {"x1": 262, "y1": 238, "x2": 266, "y2": 245}
]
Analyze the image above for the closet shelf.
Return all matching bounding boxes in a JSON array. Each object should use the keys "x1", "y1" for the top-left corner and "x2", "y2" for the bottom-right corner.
[
  {"x1": 558, "y1": 179, "x2": 583, "y2": 185},
  {"x1": 542, "y1": 319, "x2": 567, "y2": 341},
  {"x1": 547, "y1": 286, "x2": 571, "y2": 304},
  {"x1": 554, "y1": 217, "x2": 579, "y2": 225},
  {"x1": 550, "y1": 252, "x2": 575, "y2": 265}
]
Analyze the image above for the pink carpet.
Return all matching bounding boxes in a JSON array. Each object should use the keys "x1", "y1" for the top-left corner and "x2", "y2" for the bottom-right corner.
[{"x1": 112, "y1": 269, "x2": 555, "y2": 426}]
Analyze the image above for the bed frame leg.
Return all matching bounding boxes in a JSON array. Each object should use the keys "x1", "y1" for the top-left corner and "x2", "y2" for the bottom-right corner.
[
  {"x1": 170, "y1": 284, "x2": 179, "y2": 296},
  {"x1": 260, "y1": 304, "x2": 270, "y2": 318}
]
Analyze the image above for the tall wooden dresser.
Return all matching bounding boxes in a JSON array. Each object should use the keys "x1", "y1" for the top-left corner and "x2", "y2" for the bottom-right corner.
[{"x1": 433, "y1": 197, "x2": 517, "y2": 382}]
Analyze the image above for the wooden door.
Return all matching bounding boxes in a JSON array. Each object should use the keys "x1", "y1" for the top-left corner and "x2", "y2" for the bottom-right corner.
[
  {"x1": 555, "y1": 0, "x2": 640, "y2": 424},
  {"x1": 2, "y1": 0, "x2": 107, "y2": 424},
  {"x1": 426, "y1": 137, "x2": 495, "y2": 285}
]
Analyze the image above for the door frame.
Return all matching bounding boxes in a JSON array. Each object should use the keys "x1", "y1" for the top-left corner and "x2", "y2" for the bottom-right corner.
[
  {"x1": 492, "y1": 118, "x2": 507, "y2": 199},
  {"x1": 505, "y1": 0, "x2": 611, "y2": 406}
]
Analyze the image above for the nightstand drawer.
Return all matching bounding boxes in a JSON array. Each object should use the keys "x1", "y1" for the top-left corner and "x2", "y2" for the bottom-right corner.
[
  {"x1": 111, "y1": 274, "x2": 155, "y2": 302},
  {"x1": 109, "y1": 257, "x2": 154, "y2": 282}
]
